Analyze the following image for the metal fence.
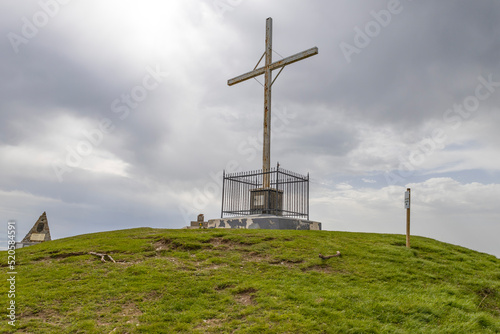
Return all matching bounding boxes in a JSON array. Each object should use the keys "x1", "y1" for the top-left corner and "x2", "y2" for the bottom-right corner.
[{"x1": 221, "y1": 164, "x2": 309, "y2": 219}]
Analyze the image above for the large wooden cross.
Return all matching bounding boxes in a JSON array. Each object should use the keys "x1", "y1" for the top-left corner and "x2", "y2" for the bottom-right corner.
[{"x1": 228, "y1": 17, "x2": 318, "y2": 188}]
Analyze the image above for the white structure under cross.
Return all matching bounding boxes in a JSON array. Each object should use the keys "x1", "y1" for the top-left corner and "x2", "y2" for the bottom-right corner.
[{"x1": 228, "y1": 17, "x2": 318, "y2": 188}]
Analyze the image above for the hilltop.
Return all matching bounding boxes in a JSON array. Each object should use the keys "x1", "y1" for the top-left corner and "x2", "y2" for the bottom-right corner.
[{"x1": 2, "y1": 228, "x2": 499, "y2": 333}]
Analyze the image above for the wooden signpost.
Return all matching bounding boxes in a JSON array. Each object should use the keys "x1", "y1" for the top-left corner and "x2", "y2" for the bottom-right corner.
[{"x1": 405, "y1": 188, "x2": 411, "y2": 248}]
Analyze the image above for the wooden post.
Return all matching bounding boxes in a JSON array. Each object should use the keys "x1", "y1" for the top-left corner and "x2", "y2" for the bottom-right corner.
[
  {"x1": 405, "y1": 188, "x2": 411, "y2": 248},
  {"x1": 263, "y1": 17, "x2": 272, "y2": 189}
]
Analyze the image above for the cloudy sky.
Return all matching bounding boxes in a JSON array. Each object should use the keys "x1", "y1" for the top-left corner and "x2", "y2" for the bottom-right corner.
[{"x1": 1, "y1": 0, "x2": 499, "y2": 257}]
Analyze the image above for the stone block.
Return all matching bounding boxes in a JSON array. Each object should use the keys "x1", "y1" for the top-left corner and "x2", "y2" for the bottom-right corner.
[{"x1": 207, "y1": 214, "x2": 321, "y2": 231}]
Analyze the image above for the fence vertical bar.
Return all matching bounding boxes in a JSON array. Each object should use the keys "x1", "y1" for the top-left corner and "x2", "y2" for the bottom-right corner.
[
  {"x1": 276, "y1": 163, "x2": 279, "y2": 215},
  {"x1": 307, "y1": 173, "x2": 309, "y2": 220},
  {"x1": 221, "y1": 170, "x2": 225, "y2": 218}
]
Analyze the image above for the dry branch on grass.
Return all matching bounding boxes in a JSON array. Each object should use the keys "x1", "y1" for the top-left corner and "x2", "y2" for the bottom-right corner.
[
  {"x1": 319, "y1": 251, "x2": 341, "y2": 259},
  {"x1": 89, "y1": 252, "x2": 116, "y2": 263}
]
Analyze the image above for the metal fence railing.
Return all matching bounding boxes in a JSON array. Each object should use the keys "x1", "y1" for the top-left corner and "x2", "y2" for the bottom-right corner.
[{"x1": 221, "y1": 164, "x2": 309, "y2": 219}]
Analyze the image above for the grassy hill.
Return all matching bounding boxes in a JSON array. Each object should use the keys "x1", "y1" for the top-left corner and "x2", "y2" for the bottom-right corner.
[{"x1": 2, "y1": 228, "x2": 499, "y2": 333}]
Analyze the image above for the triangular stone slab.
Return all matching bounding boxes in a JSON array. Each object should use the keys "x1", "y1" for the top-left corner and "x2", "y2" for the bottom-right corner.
[{"x1": 21, "y1": 212, "x2": 51, "y2": 243}]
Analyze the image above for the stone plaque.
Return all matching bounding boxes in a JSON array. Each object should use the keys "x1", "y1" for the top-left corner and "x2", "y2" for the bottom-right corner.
[
  {"x1": 30, "y1": 233, "x2": 46, "y2": 242},
  {"x1": 254, "y1": 194, "x2": 264, "y2": 206}
]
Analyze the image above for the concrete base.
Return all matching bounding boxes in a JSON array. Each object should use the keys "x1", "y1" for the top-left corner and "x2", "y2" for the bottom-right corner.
[
  {"x1": 16, "y1": 242, "x2": 40, "y2": 248},
  {"x1": 207, "y1": 214, "x2": 321, "y2": 231}
]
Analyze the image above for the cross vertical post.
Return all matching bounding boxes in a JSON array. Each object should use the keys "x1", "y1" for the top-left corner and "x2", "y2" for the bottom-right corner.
[
  {"x1": 227, "y1": 17, "x2": 318, "y2": 190},
  {"x1": 263, "y1": 17, "x2": 272, "y2": 188}
]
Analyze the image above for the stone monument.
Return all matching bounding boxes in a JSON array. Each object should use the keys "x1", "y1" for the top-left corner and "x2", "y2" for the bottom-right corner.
[
  {"x1": 187, "y1": 214, "x2": 208, "y2": 229},
  {"x1": 17, "y1": 212, "x2": 51, "y2": 248}
]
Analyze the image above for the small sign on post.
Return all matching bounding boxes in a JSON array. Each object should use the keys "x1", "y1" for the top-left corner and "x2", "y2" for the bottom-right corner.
[
  {"x1": 405, "y1": 188, "x2": 411, "y2": 248},
  {"x1": 404, "y1": 190, "x2": 410, "y2": 209}
]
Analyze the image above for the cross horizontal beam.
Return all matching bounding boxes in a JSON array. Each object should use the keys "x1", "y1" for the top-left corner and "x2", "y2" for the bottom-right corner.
[{"x1": 227, "y1": 47, "x2": 318, "y2": 86}]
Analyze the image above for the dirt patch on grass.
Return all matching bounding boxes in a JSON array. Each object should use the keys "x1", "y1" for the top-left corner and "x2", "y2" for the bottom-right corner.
[
  {"x1": 302, "y1": 264, "x2": 333, "y2": 273},
  {"x1": 19, "y1": 251, "x2": 89, "y2": 264},
  {"x1": 269, "y1": 258, "x2": 304, "y2": 265},
  {"x1": 302, "y1": 264, "x2": 351, "y2": 275},
  {"x1": 154, "y1": 238, "x2": 188, "y2": 251},
  {"x1": 235, "y1": 293, "x2": 255, "y2": 306},
  {"x1": 96, "y1": 302, "x2": 142, "y2": 329},
  {"x1": 242, "y1": 252, "x2": 305, "y2": 268},
  {"x1": 154, "y1": 239, "x2": 171, "y2": 251},
  {"x1": 48, "y1": 251, "x2": 88, "y2": 259},
  {"x1": 234, "y1": 288, "x2": 257, "y2": 306},
  {"x1": 245, "y1": 251, "x2": 269, "y2": 263},
  {"x1": 195, "y1": 318, "x2": 223, "y2": 331},
  {"x1": 204, "y1": 263, "x2": 227, "y2": 271},
  {"x1": 18, "y1": 307, "x2": 71, "y2": 332},
  {"x1": 121, "y1": 302, "x2": 143, "y2": 324},
  {"x1": 164, "y1": 257, "x2": 180, "y2": 265},
  {"x1": 208, "y1": 237, "x2": 242, "y2": 250},
  {"x1": 20, "y1": 308, "x2": 59, "y2": 322},
  {"x1": 154, "y1": 238, "x2": 205, "y2": 251}
]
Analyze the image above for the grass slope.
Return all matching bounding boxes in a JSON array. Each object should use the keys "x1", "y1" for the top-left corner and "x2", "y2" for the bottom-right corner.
[{"x1": 1, "y1": 228, "x2": 500, "y2": 333}]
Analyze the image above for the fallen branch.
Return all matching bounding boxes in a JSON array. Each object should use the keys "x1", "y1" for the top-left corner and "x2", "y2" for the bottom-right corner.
[
  {"x1": 478, "y1": 293, "x2": 489, "y2": 309},
  {"x1": 89, "y1": 252, "x2": 116, "y2": 263},
  {"x1": 319, "y1": 251, "x2": 341, "y2": 259}
]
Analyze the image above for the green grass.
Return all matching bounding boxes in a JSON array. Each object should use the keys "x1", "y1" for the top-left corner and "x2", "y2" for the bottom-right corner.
[{"x1": 1, "y1": 228, "x2": 499, "y2": 333}]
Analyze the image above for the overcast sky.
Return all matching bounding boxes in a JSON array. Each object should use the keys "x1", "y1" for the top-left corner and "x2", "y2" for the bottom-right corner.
[{"x1": 1, "y1": 0, "x2": 499, "y2": 257}]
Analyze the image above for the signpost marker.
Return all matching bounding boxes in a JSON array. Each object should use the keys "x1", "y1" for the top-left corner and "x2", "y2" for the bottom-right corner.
[{"x1": 405, "y1": 188, "x2": 411, "y2": 248}]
